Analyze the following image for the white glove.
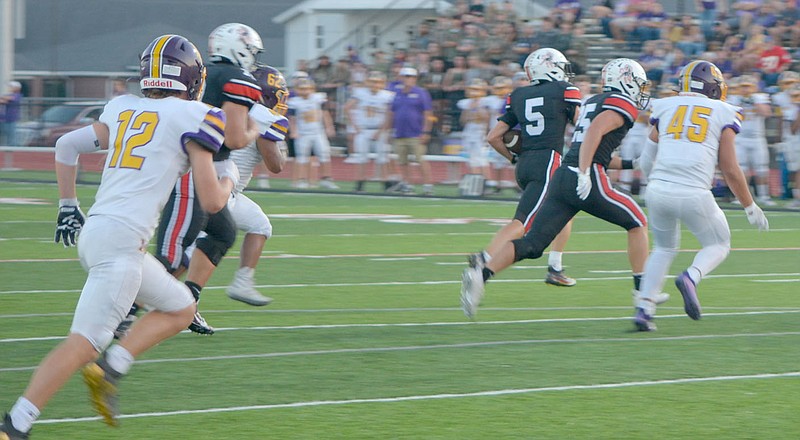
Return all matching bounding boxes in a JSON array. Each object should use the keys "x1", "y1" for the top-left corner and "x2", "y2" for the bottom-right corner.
[
  {"x1": 214, "y1": 159, "x2": 240, "y2": 192},
  {"x1": 568, "y1": 166, "x2": 592, "y2": 200},
  {"x1": 744, "y1": 203, "x2": 769, "y2": 231}
]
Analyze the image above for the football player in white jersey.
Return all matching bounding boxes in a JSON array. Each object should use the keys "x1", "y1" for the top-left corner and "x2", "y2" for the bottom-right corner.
[
  {"x1": 772, "y1": 71, "x2": 800, "y2": 208},
  {"x1": 0, "y1": 35, "x2": 235, "y2": 437},
  {"x1": 457, "y1": 78, "x2": 492, "y2": 176},
  {"x1": 344, "y1": 71, "x2": 395, "y2": 192},
  {"x1": 727, "y1": 74, "x2": 775, "y2": 206},
  {"x1": 483, "y1": 75, "x2": 515, "y2": 191},
  {"x1": 633, "y1": 60, "x2": 769, "y2": 331},
  {"x1": 287, "y1": 78, "x2": 338, "y2": 189},
  {"x1": 224, "y1": 65, "x2": 289, "y2": 306}
]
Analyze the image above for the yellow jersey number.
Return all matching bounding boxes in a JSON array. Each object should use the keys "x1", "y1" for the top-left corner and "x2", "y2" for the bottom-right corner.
[
  {"x1": 108, "y1": 110, "x2": 159, "y2": 170},
  {"x1": 665, "y1": 105, "x2": 712, "y2": 143}
]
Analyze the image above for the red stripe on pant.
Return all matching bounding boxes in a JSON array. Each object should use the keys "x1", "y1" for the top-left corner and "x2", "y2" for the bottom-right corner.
[
  {"x1": 167, "y1": 173, "x2": 192, "y2": 265},
  {"x1": 523, "y1": 151, "x2": 561, "y2": 233},
  {"x1": 595, "y1": 164, "x2": 647, "y2": 227}
]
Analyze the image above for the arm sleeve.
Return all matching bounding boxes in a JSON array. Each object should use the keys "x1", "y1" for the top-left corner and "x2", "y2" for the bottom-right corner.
[
  {"x1": 183, "y1": 107, "x2": 226, "y2": 153},
  {"x1": 54, "y1": 125, "x2": 102, "y2": 165}
]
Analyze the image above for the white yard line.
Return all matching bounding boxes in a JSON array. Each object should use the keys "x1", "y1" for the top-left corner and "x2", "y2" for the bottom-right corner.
[
  {"x1": 1, "y1": 272, "x2": 798, "y2": 295},
  {"x1": 2, "y1": 311, "x2": 799, "y2": 347},
  {"x1": 32, "y1": 370, "x2": 800, "y2": 425}
]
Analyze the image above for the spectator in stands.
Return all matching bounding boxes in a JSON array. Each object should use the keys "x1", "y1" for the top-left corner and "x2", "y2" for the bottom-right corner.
[
  {"x1": 676, "y1": 24, "x2": 707, "y2": 57},
  {"x1": 419, "y1": 57, "x2": 448, "y2": 133},
  {"x1": 757, "y1": 35, "x2": 792, "y2": 86},
  {"x1": 663, "y1": 48, "x2": 689, "y2": 84},
  {"x1": 566, "y1": 22, "x2": 589, "y2": 75},
  {"x1": 409, "y1": 21, "x2": 434, "y2": 51},
  {"x1": 0, "y1": 81, "x2": 22, "y2": 146},
  {"x1": 634, "y1": 1, "x2": 667, "y2": 47},
  {"x1": 331, "y1": 57, "x2": 352, "y2": 89},
  {"x1": 443, "y1": 55, "x2": 467, "y2": 130},
  {"x1": 639, "y1": 41, "x2": 668, "y2": 83},
  {"x1": 729, "y1": 0, "x2": 762, "y2": 32},
  {"x1": 383, "y1": 67, "x2": 434, "y2": 195},
  {"x1": 696, "y1": 0, "x2": 724, "y2": 40},
  {"x1": 552, "y1": 20, "x2": 574, "y2": 54},
  {"x1": 512, "y1": 22, "x2": 539, "y2": 66},
  {"x1": 371, "y1": 50, "x2": 391, "y2": 77},
  {"x1": 110, "y1": 79, "x2": 128, "y2": 97},
  {"x1": 312, "y1": 55, "x2": 337, "y2": 93},
  {"x1": 553, "y1": 0, "x2": 583, "y2": 25}
]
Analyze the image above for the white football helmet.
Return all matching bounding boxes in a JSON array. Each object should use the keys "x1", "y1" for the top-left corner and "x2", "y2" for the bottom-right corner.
[
  {"x1": 524, "y1": 48, "x2": 573, "y2": 83},
  {"x1": 208, "y1": 23, "x2": 263, "y2": 71},
  {"x1": 601, "y1": 58, "x2": 650, "y2": 109}
]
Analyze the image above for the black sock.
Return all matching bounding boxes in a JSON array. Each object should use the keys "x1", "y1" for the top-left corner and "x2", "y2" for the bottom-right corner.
[
  {"x1": 355, "y1": 180, "x2": 364, "y2": 191},
  {"x1": 128, "y1": 303, "x2": 140, "y2": 316},
  {"x1": 633, "y1": 274, "x2": 642, "y2": 291},
  {"x1": 185, "y1": 281, "x2": 202, "y2": 302},
  {"x1": 482, "y1": 267, "x2": 495, "y2": 282}
]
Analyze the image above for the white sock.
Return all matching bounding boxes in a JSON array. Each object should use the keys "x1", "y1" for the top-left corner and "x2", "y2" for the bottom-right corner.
[
  {"x1": 236, "y1": 266, "x2": 255, "y2": 280},
  {"x1": 757, "y1": 184, "x2": 769, "y2": 199},
  {"x1": 9, "y1": 397, "x2": 39, "y2": 433},
  {"x1": 105, "y1": 345, "x2": 134, "y2": 375},
  {"x1": 687, "y1": 266, "x2": 703, "y2": 286},
  {"x1": 548, "y1": 251, "x2": 563, "y2": 271}
]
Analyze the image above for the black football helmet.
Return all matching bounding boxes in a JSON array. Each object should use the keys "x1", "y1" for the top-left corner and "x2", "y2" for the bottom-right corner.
[
  {"x1": 253, "y1": 64, "x2": 289, "y2": 115},
  {"x1": 678, "y1": 60, "x2": 727, "y2": 101},
  {"x1": 140, "y1": 35, "x2": 206, "y2": 101}
]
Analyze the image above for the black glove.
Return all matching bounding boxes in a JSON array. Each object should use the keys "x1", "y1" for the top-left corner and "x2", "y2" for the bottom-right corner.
[{"x1": 55, "y1": 204, "x2": 86, "y2": 247}]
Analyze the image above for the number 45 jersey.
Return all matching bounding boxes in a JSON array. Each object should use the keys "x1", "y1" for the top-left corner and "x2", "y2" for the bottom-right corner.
[
  {"x1": 91, "y1": 94, "x2": 225, "y2": 241},
  {"x1": 498, "y1": 80, "x2": 581, "y2": 155},
  {"x1": 648, "y1": 95, "x2": 743, "y2": 190}
]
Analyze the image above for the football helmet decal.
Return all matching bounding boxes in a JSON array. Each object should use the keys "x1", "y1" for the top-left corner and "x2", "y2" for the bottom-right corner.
[
  {"x1": 208, "y1": 23, "x2": 263, "y2": 71},
  {"x1": 524, "y1": 48, "x2": 574, "y2": 83},
  {"x1": 601, "y1": 58, "x2": 650, "y2": 109},
  {"x1": 678, "y1": 60, "x2": 727, "y2": 101},
  {"x1": 253, "y1": 64, "x2": 289, "y2": 116},
  {"x1": 139, "y1": 34, "x2": 206, "y2": 101}
]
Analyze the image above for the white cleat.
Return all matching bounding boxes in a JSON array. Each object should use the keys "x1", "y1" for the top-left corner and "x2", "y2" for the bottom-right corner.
[
  {"x1": 227, "y1": 267, "x2": 273, "y2": 306},
  {"x1": 460, "y1": 266, "x2": 485, "y2": 319}
]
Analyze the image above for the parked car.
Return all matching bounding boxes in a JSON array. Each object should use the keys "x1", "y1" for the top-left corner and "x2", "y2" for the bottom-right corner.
[{"x1": 17, "y1": 102, "x2": 105, "y2": 147}]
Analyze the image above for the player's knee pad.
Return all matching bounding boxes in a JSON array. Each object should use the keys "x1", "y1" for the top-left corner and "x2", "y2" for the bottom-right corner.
[
  {"x1": 196, "y1": 235, "x2": 232, "y2": 266},
  {"x1": 512, "y1": 237, "x2": 544, "y2": 262}
]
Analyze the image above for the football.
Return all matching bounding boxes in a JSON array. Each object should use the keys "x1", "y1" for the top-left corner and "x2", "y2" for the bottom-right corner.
[{"x1": 503, "y1": 129, "x2": 522, "y2": 155}]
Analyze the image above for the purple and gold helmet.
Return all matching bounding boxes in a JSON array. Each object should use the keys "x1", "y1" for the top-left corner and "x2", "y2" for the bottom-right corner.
[
  {"x1": 678, "y1": 60, "x2": 727, "y2": 101},
  {"x1": 140, "y1": 35, "x2": 206, "y2": 101},
  {"x1": 253, "y1": 64, "x2": 289, "y2": 115}
]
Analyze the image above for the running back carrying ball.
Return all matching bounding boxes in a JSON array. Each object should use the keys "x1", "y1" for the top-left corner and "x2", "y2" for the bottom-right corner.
[{"x1": 503, "y1": 128, "x2": 522, "y2": 154}]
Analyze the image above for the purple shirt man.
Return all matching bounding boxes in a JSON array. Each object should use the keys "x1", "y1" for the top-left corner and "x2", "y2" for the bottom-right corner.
[{"x1": 390, "y1": 82, "x2": 432, "y2": 138}]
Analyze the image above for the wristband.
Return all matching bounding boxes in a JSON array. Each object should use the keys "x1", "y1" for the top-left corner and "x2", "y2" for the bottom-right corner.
[
  {"x1": 621, "y1": 159, "x2": 634, "y2": 170},
  {"x1": 59, "y1": 198, "x2": 79, "y2": 207}
]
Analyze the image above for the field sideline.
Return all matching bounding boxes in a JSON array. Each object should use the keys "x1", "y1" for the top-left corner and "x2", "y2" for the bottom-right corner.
[{"x1": 1, "y1": 180, "x2": 799, "y2": 439}]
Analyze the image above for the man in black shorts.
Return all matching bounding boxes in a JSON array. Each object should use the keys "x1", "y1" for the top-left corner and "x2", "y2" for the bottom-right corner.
[
  {"x1": 461, "y1": 58, "x2": 657, "y2": 319},
  {"x1": 463, "y1": 48, "x2": 581, "y2": 319}
]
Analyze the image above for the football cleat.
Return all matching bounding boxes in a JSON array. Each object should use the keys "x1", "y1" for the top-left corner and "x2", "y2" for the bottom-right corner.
[
  {"x1": 467, "y1": 252, "x2": 486, "y2": 270},
  {"x1": 460, "y1": 266, "x2": 485, "y2": 319},
  {"x1": 675, "y1": 271, "x2": 702, "y2": 320},
  {"x1": 227, "y1": 268, "x2": 272, "y2": 307},
  {"x1": 319, "y1": 179, "x2": 339, "y2": 189},
  {"x1": 188, "y1": 310, "x2": 215, "y2": 335},
  {"x1": 633, "y1": 307, "x2": 657, "y2": 332},
  {"x1": 545, "y1": 266, "x2": 576, "y2": 287},
  {"x1": 82, "y1": 357, "x2": 122, "y2": 427},
  {"x1": 0, "y1": 413, "x2": 30, "y2": 440}
]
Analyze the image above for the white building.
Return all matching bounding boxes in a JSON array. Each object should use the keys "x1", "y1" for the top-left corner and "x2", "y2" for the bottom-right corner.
[{"x1": 273, "y1": 0, "x2": 450, "y2": 74}]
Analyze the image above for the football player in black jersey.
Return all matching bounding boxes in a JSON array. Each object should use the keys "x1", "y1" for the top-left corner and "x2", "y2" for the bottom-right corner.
[
  {"x1": 462, "y1": 48, "x2": 581, "y2": 318},
  {"x1": 153, "y1": 23, "x2": 264, "y2": 335},
  {"x1": 462, "y1": 58, "x2": 654, "y2": 320}
]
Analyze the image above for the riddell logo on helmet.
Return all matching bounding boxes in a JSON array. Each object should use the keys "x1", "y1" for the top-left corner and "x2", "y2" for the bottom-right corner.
[{"x1": 141, "y1": 78, "x2": 176, "y2": 88}]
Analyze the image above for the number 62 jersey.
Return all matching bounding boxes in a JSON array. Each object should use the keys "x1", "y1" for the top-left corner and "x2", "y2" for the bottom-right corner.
[
  {"x1": 90, "y1": 94, "x2": 226, "y2": 241},
  {"x1": 648, "y1": 95, "x2": 743, "y2": 190}
]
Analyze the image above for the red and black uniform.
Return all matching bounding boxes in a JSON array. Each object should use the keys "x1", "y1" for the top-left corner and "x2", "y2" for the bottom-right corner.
[
  {"x1": 512, "y1": 91, "x2": 648, "y2": 261},
  {"x1": 497, "y1": 80, "x2": 581, "y2": 231},
  {"x1": 156, "y1": 60, "x2": 262, "y2": 271}
]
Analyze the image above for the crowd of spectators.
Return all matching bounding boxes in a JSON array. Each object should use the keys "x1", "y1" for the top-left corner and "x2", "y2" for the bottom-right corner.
[{"x1": 292, "y1": 0, "x2": 799, "y2": 140}]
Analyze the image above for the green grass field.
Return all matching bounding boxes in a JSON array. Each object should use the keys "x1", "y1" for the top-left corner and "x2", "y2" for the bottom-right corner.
[{"x1": 1, "y1": 179, "x2": 799, "y2": 439}]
